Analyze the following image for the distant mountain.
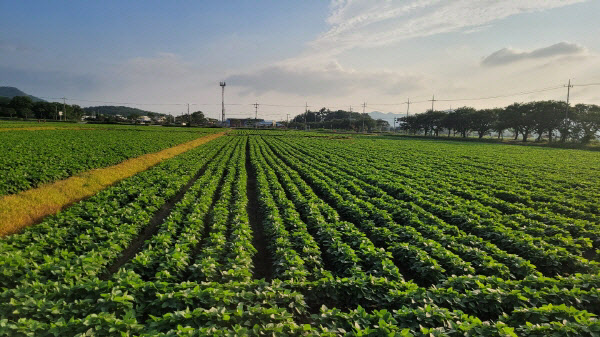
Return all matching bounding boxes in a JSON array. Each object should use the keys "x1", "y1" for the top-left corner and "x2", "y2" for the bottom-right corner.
[
  {"x1": 368, "y1": 111, "x2": 407, "y2": 126},
  {"x1": 83, "y1": 105, "x2": 167, "y2": 117},
  {"x1": 0, "y1": 86, "x2": 45, "y2": 102}
]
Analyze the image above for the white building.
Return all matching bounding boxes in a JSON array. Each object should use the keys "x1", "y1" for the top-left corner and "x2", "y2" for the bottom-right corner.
[{"x1": 138, "y1": 116, "x2": 152, "y2": 123}]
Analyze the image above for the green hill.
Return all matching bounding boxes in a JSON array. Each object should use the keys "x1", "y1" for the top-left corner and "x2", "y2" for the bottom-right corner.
[
  {"x1": 82, "y1": 106, "x2": 167, "y2": 117},
  {"x1": 0, "y1": 87, "x2": 45, "y2": 102}
]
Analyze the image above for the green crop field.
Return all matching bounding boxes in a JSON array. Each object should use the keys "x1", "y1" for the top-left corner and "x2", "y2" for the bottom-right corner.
[
  {"x1": 0, "y1": 124, "x2": 219, "y2": 195},
  {"x1": 1, "y1": 129, "x2": 599, "y2": 336}
]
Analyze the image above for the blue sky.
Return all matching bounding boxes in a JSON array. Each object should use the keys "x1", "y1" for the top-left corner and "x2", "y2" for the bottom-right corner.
[
  {"x1": 1, "y1": 1, "x2": 327, "y2": 74},
  {"x1": 1, "y1": 1, "x2": 599, "y2": 119}
]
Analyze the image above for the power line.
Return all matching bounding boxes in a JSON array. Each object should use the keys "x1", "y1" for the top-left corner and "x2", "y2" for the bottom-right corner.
[
  {"x1": 574, "y1": 82, "x2": 600, "y2": 87},
  {"x1": 38, "y1": 84, "x2": 568, "y2": 110},
  {"x1": 33, "y1": 80, "x2": 600, "y2": 123},
  {"x1": 259, "y1": 103, "x2": 311, "y2": 107},
  {"x1": 434, "y1": 85, "x2": 564, "y2": 102},
  {"x1": 366, "y1": 85, "x2": 566, "y2": 106}
]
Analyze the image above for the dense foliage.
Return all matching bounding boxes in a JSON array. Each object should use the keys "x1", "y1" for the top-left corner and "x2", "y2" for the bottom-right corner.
[
  {"x1": 289, "y1": 108, "x2": 390, "y2": 132},
  {"x1": 400, "y1": 101, "x2": 600, "y2": 143},
  {"x1": 1, "y1": 130, "x2": 599, "y2": 335},
  {"x1": 0, "y1": 96, "x2": 84, "y2": 120}
]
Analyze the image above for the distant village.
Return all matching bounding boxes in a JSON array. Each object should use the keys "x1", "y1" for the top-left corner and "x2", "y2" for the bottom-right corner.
[{"x1": 81, "y1": 113, "x2": 285, "y2": 128}]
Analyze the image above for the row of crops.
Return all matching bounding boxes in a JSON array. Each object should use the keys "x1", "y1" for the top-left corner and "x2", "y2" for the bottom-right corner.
[
  {"x1": 1, "y1": 131, "x2": 599, "y2": 335},
  {"x1": 0, "y1": 127, "x2": 219, "y2": 195}
]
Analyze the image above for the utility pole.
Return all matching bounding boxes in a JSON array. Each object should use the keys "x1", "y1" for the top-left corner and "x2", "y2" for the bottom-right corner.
[
  {"x1": 565, "y1": 79, "x2": 573, "y2": 119},
  {"x1": 406, "y1": 98, "x2": 411, "y2": 117},
  {"x1": 62, "y1": 97, "x2": 66, "y2": 121},
  {"x1": 429, "y1": 95, "x2": 436, "y2": 113},
  {"x1": 187, "y1": 103, "x2": 191, "y2": 126},
  {"x1": 286, "y1": 114, "x2": 290, "y2": 129},
  {"x1": 253, "y1": 103, "x2": 259, "y2": 128},
  {"x1": 349, "y1": 105, "x2": 353, "y2": 131},
  {"x1": 304, "y1": 102, "x2": 308, "y2": 130},
  {"x1": 362, "y1": 102, "x2": 366, "y2": 132},
  {"x1": 220, "y1": 81, "x2": 226, "y2": 123}
]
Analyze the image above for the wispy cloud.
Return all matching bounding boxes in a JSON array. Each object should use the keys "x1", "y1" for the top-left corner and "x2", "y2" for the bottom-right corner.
[
  {"x1": 226, "y1": 1, "x2": 587, "y2": 99},
  {"x1": 482, "y1": 42, "x2": 587, "y2": 66},
  {"x1": 226, "y1": 61, "x2": 422, "y2": 97},
  {"x1": 312, "y1": 0, "x2": 585, "y2": 54},
  {"x1": 0, "y1": 40, "x2": 34, "y2": 53}
]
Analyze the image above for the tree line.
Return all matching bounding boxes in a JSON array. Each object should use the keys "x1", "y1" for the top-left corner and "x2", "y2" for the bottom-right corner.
[
  {"x1": 399, "y1": 101, "x2": 600, "y2": 143},
  {"x1": 0, "y1": 96, "x2": 217, "y2": 126},
  {"x1": 0, "y1": 96, "x2": 84, "y2": 121},
  {"x1": 289, "y1": 108, "x2": 389, "y2": 131}
]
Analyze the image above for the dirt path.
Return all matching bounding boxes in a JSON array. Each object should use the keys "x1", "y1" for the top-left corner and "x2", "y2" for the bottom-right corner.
[
  {"x1": 0, "y1": 132, "x2": 224, "y2": 237},
  {"x1": 246, "y1": 140, "x2": 273, "y2": 281}
]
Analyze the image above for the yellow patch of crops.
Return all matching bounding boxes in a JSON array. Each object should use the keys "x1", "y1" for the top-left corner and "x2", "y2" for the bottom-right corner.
[{"x1": 0, "y1": 132, "x2": 224, "y2": 237}]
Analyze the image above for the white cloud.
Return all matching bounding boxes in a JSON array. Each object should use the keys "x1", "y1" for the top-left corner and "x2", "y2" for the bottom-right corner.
[
  {"x1": 93, "y1": 53, "x2": 222, "y2": 110},
  {"x1": 482, "y1": 42, "x2": 587, "y2": 66},
  {"x1": 312, "y1": 0, "x2": 586, "y2": 54},
  {"x1": 226, "y1": 61, "x2": 422, "y2": 97}
]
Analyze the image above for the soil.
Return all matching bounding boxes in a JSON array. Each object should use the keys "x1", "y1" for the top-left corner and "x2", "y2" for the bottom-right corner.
[{"x1": 246, "y1": 140, "x2": 273, "y2": 281}]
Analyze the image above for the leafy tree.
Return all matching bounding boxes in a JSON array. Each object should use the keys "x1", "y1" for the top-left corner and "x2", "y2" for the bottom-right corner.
[
  {"x1": 500, "y1": 103, "x2": 535, "y2": 142},
  {"x1": 10, "y1": 96, "x2": 33, "y2": 119},
  {"x1": 375, "y1": 119, "x2": 389, "y2": 131},
  {"x1": 289, "y1": 108, "x2": 378, "y2": 131},
  {"x1": 32, "y1": 101, "x2": 53, "y2": 119},
  {"x1": 0, "y1": 96, "x2": 10, "y2": 107},
  {"x1": 317, "y1": 107, "x2": 329, "y2": 122},
  {"x1": 502, "y1": 103, "x2": 525, "y2": 140},
  {"x1": 559, "y1": 105, "x2": 575, "y2": 143},
  {"x1": 572, "y1": 104, "x2": 600, "y2": 143},
  {"x1": 530, "y1": 101, "x2": 566, "y2": 142},
  {"x1": 441, "y1": 112, "x2": 457, "y2": 137},
  {"x1": 0, "y1": 107, "x2": 16, "y2": 118},
  {"x1": 448, "y1": 107, "x2": 475, "y2": 137},
  {"x1": 470, "y1": 108, "x2": 498, "y2": 139},
  {"x1": 516, "y1": 102, "x2": 538, "y2": 142},
  {"x1": 71, "y1": 104, "x2": 84, "y2": 121},
  {"x1": 426, "y1": 110, "x2": 447, "y2": 136},
  {"x1": 190, "y1": 111, "x2": 207, "y2": 125},
  {"x1": 399, "y1": 115, "x2": 420, "y2": 134}
]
